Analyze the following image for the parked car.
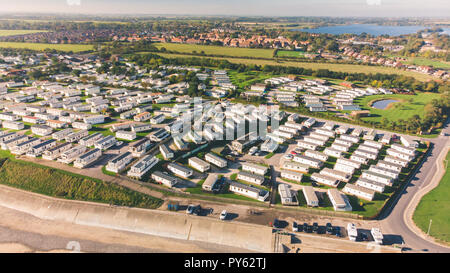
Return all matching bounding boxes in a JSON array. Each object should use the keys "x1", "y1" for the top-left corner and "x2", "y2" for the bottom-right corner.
[
  {"x1": 360, "y1": 232, "x2": 369, "y2": 242},
  {"x1": 219, "y1": 210, "x2": 227, "y2": 220},
  {"x1": 186, "y1": 204, "x2": 196, "y2": 214},
  {"x1": 292, "y1": 221, "x2": 298, "y2": 232},
  {"x1": 326, "y1": 223, "x2": 333, "y2": 235},
  {"x1": 249, "y1": 147, "x2": 258, "y2": 155},
  {"x1": 272, "y1": 218, "x2": 280, "y2": 228},
  {"x1": 116, "y1": 141, "x2": 123, "y2": 146},
  {"x1": 334, "y1": 226, "x2": 341, "y2": 237},
  {"x1": 303, "y1": 223, "x2": 311, "y2": 233},
  {"x1": 284, "y1": 154, "x2": 293, "y2": 160},
  {"x1": 312, "y1": 222, "x2": 319, "y2": 233},
  {"x1": 290, "y1": 151, "x2": 298, "y2": 155},
  {"x1": 192, "y1": 205, "x2": 201, "y2": 216},
  {"x1": 294, "y1": 148, "x2": 303, "y2": 153}
]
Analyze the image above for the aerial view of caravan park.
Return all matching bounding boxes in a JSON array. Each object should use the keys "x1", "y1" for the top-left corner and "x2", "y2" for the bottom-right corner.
[{"x1": 0, "y1": 0, "x2": 448, "y2": 262}]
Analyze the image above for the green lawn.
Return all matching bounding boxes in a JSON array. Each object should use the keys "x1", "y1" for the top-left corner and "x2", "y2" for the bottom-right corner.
[
  {"x1": 402, "y1": 57, "x2": 450, "y2": 70},
  {"x1": 0, "y1": 42, "x2": 94, "y2": 52},
  {"x1": 0, "y1": 30, "x2": 48, "y2": 37},
  {"x1": 413, "y1": 151, "x2": 450, "y2": 244},
  {"x1": 354, "y1": 92, "x2": 442, "y2": 123},
  {"x1": 228, "y1": 70, "x2": 274, "y2": 89},
  {"x1": 154, "y1": 43, "x2": 275, "y2": 58},
  {"x1": 277, "y1": 50, "x2": 306, "y2": 58}
]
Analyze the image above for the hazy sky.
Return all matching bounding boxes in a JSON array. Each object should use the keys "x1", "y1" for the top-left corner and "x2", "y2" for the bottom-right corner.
[{"x1": 1, "y1": 0, "x2": 449, "y2": 17}]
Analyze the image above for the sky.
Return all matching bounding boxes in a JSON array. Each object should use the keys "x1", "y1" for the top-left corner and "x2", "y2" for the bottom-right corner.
[{"x1": 0, "y1": 0, "x2": 449, "y2": 17}]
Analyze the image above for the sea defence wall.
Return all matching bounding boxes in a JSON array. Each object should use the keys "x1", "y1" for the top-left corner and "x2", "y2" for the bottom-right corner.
[{"x1": 0, "y1": 185, "x2": 273, "y2": 252}]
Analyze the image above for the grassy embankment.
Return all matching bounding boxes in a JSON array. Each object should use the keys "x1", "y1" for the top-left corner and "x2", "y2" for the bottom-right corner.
[
  {"x1": 413, "y1": 151, "x2": 450, "y2": 244},
  {"x1": 0, "y1": 151, "x2": 163, "y2": 209}
]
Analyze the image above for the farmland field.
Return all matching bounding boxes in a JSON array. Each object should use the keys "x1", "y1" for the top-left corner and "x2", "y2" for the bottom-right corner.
[
  {"x1": 277, "y1": 50, "x2": 306, "y2": 58},
  {"x1": 0, "y1": 29, "x2": 48, "y2": 37},
  {"x1": 153, "y1": 42, "x2": 275, "y2": 58},
  {"x1": 155, "y1": 52, "x2": 435, "y2": 81},
  {"x1": 0, "y1": 42, "x2": 94, "y2": 52},
  {"x1": 354, "y1": 93, "x2": 442, "y2": 123},
  {"x1": 413, "y1": 151, "x2": 450, "y2": 244}
]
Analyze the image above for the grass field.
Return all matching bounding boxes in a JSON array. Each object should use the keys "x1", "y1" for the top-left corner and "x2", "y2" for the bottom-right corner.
[
  {"x1": 354, "y1": 93, "x2": 442, "y2": 123},
  {"x1": 0, "y1": 42, "x2": 94, "y2": 52},
  {"x1": 155, "y1": 52, "x2": 435, "y2": 81},
  {"x1": 0, "y1": 156, "x2": 163, "y2": 209},
  {"x1": 0, "y1": 29, "x2": 47, "y2": 37},
  {"x1": 398, "y1": 56, "x2": 450, "y2": 70},
  {"x1": 277, "y1": 50, "x2": 306, "y2": 58},
  {"x1": 413, "y1": 151, "x2": 450, "y2": 244},
  {"x1": 154, "y1": 42, "x2": 275, "y2": 58}
]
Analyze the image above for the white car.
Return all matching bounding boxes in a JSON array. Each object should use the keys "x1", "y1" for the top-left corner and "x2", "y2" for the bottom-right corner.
[
  {"x1": 249, "y1": 147, "x2": 258, "y2": 155},
  {"x1": 220, "y1": 210, "x2": 227, "y2": 220},
  {"x1": 284, "y1": 154, "x2": 293, "y2": 160}
]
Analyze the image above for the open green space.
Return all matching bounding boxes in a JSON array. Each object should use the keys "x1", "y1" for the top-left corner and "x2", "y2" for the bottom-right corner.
[
  {"x1": 354, "y1": 92, "x2": 442, "y2": 123},
  {"x1": 0, "y1": 42, "x2": 94, "y2": 52},
  {"x1": 277, "y1": 50, "x2": 306, "y2": 58},
  {"x1": 413, "y1": 151, "x2": 450, "y2": 244},
  {"x1": 0, "y1": 29, "x2": 48, "y2": 37},
  {"x1": 154, "y1": 42, "x2": 275, "y2": 59},
  {"x1": 0, "y1": 156, "x2": 163, "y2": 209}
]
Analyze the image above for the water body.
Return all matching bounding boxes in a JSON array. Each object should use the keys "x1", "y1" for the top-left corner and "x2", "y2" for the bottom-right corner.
[
  {"x1": 292, "y1": 24, "x2": 450, "y2": 36},
  {"x1": 372, "y1": 99, "x2": 398, "y2": 110}
]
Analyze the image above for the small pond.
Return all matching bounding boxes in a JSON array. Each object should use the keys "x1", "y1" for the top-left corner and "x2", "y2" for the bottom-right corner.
[{"x1": 371, "y1": 99, "x2": 398, "y2": 110}]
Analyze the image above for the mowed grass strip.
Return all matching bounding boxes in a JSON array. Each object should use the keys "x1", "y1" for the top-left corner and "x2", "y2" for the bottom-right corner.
[
  {"x1": 354, "y1": 93, "x2": 441, "y2": 123},
  {"x1": 0, "y1": 29, "x2": 48, "y2": 37},
  {"x1": 413, "y1": 151, "x2": 450, "y2": 244},
  {"x1": 154, "y1": 42, "x2": 275, "y2": 58},
  {"x1": 0, "y1": 42, "x2": 94, "y2": 52},
  {"x1": 0, "y1": 158, "x2": 163, "y2": 209},
  {"x1": 155, "y1": 52, "x2": 434, "y2": 81}
]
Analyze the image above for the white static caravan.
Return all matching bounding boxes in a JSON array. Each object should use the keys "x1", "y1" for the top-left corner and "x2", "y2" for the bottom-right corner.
[
  {"x1": 302, "y1": 186, "x2": 319, "y2": 207},
  {"x1": 361, "y1": 170, "x2": 393, "y2": 186},
  {"x1": 58, "y1": 145, "x2": 87, "y2": 164},
  {"x1": 310, "y1": 173, "x2": 339, "y2": 187},
  {"x1": 297, "y1": 140, "x2": 319, "y2": 151},
  {"x1": 65, "y1": 130, "x2": 89, "y2": 143},
  {"x1": 229, "y1": 181, "x2": 269, "y2": 202},
  {"x1": 280, "y1": 170, "x2": 303, "y2": 183},
  {"x1": 293, "y1": 154, "x2": 323, "y2": 169},
  {"x1": 94, "y1": 135, "x2": 117, "y2": 150},
  {"x1": 160, "y1": 144, "x2": 174, "y2": 160},
  {"x1": 304, "y1": 150, "x2": 328, "y2": 162},
  {"x1": 151, "y1": 171, "x2": 178, "y2": 188},
  {"x1": 106, "y1": 152, "x2": 134, "y2": 173},
  {"x1": 356, "y1": 178, "x2": 385, "y2": 193},
  {"x1": 343, "y1": 183, "x2": 375, "y2": 201},
  {"x1": 127, "y1": 155, "x2": 159, "y2": 179},
  {"x1": 350, "y1": 154, "x2": 369, "y2": 165},
  {"x1": 323, "y1": 147, "x2": 343, "y2": 158},
  {"x1": 331, "y1": 143, "x2": 349, "y2": 152},
  {"x1": 340, "y1": 134, "x2": 360, "y2": 144},
  {"x1": 282, "y1": 161, "x2": 309, "y2": 173},
  {"x1": 391, "y1": 143, "x2": 416, "y2": 156},
  {"x1": 320, "y1": 168, "x2": 351, "y2": 182},
  {"x1": 353, "y1": 149, "x2": 378, "y2": 160},
  {"x1": 188, "y1": 157, "x2": 211, "y2": 173},
  {"x1": 327, "y1": 189, "x2": 352, "y2": 212},
  {"x1": 237, "y1": 171, "x2": 265, "y2": 185},
  {"x1": 168, "y1": 163, "x2": 193, "y2": 178},
  {"x1": 116, "y1": 130, "x2": 136, "y2": 141},
  {"x1": 205, "y1": 153, "x2": 227, "y2": 168},
  {"x1": 73, "y1": 148, "x2": 102, "y2": 169},
  {"x1": 386, "y1": 148, "x2": 414, "y2": 162},
  {"x1": 241, "y1": 162, "x2": 268, "y2": 176},
  {"x1": 278, "y1": 183, "x2": 299, "y2": 206},
  {"x1": 129, "y1": 138, "x2": 152, "y2": 157},
  {"x1": 369, "y1": 165, "x2": 399, "y2": 179},
  {"x1": 42, "y1": 142, "x2": 72, "y2": 161}
]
